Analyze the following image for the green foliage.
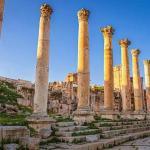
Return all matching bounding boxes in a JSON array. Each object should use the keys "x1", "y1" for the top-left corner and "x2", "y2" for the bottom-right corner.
[
  {"x1": 27, "y1": 126, "x2": 38, "y2": 137},
  {"x1": 92, "y1": 85, "x2": 104, "y2": 91},
  {"x1": 18, "y1": 105, "x2": 32, "y2": 114},
  {"x1": 72, "y1": 129, "x2": 100, "y2": 136},
  {"x1": 40, "y1": 137, "x2": 61, "y2": 145},
  {"x1": 72, "y1": 138, "x2": 83, "y2": 144},
  {"x1": 54, "y1": 116, "x2": 73, "y2": 122},
  {"x1": 83, "y1": 122, "x2": 98, "y2": 129},
  {"x1": 0, "y1": 113, "x2": 27, "y2": 126},
  {"x1": 0, "y1": 81, "x2": 22, "y2": 105}
]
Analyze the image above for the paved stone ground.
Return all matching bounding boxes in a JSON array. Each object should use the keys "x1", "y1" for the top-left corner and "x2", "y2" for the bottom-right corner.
[{"x1": 107, "y1": 137, "x2": 150, "y2": 150}]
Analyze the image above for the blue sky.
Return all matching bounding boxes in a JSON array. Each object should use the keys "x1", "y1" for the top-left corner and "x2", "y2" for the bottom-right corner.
[{"x1": 0, "y1": 0, "x2": 150, "y2": 85}]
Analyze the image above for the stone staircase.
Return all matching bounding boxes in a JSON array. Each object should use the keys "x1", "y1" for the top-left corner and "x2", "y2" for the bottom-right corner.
[{"x1": 40, "y1": 118, "x2": 150, "y2": 150}]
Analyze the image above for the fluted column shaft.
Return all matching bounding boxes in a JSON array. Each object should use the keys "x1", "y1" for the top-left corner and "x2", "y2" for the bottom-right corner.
[
  {"x1": 0, "y1": 0, "x2": 4, "y2": 35},
  {"x1": 33, "y1": 4, "x2": 52, "y2": 116},
  {"x1": 101, "y1": 26, "x2": 114, "y2": 110},
  {"x1": 77, "y1": 9, "x2": 90, "y2": 110},
  {"x1": 144, "y1": 60, "x2": 150, "y2": 112},
  {"x1": 119, "y1": 39, "x2": 131, "y2": 111},
  {"x1": 131, "y1": 49, "x2": 143, "y2": 112}
]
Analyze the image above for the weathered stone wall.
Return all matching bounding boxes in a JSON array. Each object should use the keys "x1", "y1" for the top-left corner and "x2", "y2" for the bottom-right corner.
[
  {"x1": 0, "y1": 126, "x2": 30, "y2": 142},
  {"x1": 0, "y1": 75, "x2": 136, "y2": 114}
]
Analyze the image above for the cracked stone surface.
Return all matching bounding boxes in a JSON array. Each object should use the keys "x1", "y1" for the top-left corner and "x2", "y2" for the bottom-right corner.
[{"x1": 106, "y1": 137, "x2": 150, "y2": 150}]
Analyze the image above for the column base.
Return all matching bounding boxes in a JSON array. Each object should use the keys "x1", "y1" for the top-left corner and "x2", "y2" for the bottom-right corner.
[
  {"x1": 99, "y1": 109, "x2": 120, "y2": 120},
  {"x1": 73, "y1": 107, "x2": 95, "y2": 125},
  {"x1": 146, "y1": 112, "x2": 150, "y2": 120},
  {"x1": 127, "y1": 111, "x2": 146, "y2": 120},
  {"x1": 26, "y1": 113, "x2": 56, "y2": 132},
  {"x1": 120, "y1": 111, "x2": 133, "y2": 120}
]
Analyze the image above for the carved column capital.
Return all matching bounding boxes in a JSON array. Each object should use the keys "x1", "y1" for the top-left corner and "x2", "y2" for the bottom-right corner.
[
  {"x1": 40, "y1": 3, "x2": 53, "y2": 18},
  {"x1": 143, "y1": 60, "x2": 150, "y2": 65},
  {"x1": 77, "y1": 8, "x2": 90, "y2": 21},
  {"x1": 119, "y1": 38, "x2": 131, "y2": 47},
  {"x1": 101, "y1": 25, "x2": 114, "y2": 37},
  {"x1": 131, "y1": 49, "x2": 140, "y2": 56}
]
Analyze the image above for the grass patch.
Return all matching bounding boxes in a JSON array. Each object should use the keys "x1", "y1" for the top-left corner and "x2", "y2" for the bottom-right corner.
[
  {"x1": 83, "y1": 122, "x2": 98, "y2": 129},
  {"x1": 0, "y1": 81, "x2": 22, "y2": 105},
  {"x1": 54, "y1": 116, "x2": 73, "y2": 122},
  {"x1": 72, "y1": 129, "x2": 100, "y2": 136},
  {"x1": 0, "y1": 113, "x2": 27, "y2": 126},
  {"x1": 40, "y1": 137, "x2": 61, "y2": 145}
]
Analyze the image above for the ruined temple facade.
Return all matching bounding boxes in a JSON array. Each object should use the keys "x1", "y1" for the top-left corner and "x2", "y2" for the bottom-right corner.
[{"x1": 0, "y1": 72, "x2": 130, "y2": 115}]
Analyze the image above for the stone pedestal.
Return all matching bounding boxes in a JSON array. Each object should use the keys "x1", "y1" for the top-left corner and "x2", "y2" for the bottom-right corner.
[
  {"x1": 131, "y1": 49, "x2": 143, "y2": 112},
  {"x1": 99, "y1": 110, "x2": 120, "y2": 120},
  {"x1": 119, "y1": 39, "x2": 131, "y2": 112},
  {"x1": 27, "y1": 4, "x2": 55, "y2": 132},
  {"x1": 120, "y1": 112, "x2": 146, "y2": 120},
  {"x1": 73, "y1": 8, "x2": 94, "y2": 124},
  {"x1": 144, "y1": 60, "x2": 150, "y2": 112},
  {"x1": 27, "y1": 115, "x2": 55, "y2": 133},
  {"x1": 73, "y1": 107, "x2": 95, "y2": 124}
]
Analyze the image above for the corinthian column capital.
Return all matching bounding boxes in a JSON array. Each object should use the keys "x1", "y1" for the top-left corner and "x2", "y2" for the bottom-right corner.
[
  {"x1": 143, "y1": 60, "x2": 150, "y2": 65},
  {"x1": 77, "y1": 8, "x2": 90, "y2": 21},
  {"x1": 131, "y1": 49, "x2": 140, "y2": 56},
  {"x1": 119, "y1": 38, "x2": 131, "y2": 47},
  {"x1": 40, "y1": 3, "x2": 53, "y2": 17},
  {"x1": 101, "y1": 25, "x2": 114, "y2": 37}
]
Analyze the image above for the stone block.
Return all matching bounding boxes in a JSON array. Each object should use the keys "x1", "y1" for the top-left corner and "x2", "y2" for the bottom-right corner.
[
  {"x1": 86, "y1": 134, "x2": 99, "y2": 142},
  {"x1": 39, "y1": 128, "x2": 52, "y2": 139},
  {"x1": 3, "y1": 144, "x2": 19, "y2": 150},
  {"x1": 0, "y1": 126, "x2": 29, "y2": 142},
  {"x1": 19, "y1": 137, "x2": 40, "y2": 150}
]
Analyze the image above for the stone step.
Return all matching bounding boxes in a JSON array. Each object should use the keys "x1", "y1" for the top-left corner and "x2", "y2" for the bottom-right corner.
[
  {"x1": 59, "y1": 134, "x2": 100, "y2": 143},
  {"x1": 95, "y1": 120, "x2": 150, "y2": 127},
  {"x1": 56, "y1": 128, "x2": 101, "y2": 137},
  {"x1": 55, "y1": 122, "x2": 75, "y2": 127},
  {"x1": 101, "y1": 126, "x2": 150, "y2": 139},
  {"x1": 56, "y1": 125, "x2": 88, "y2": 132},
  {"x1": 98, "y1": 123, "x2": 150, "y2": 131},
  {"x1": 69, "y1": 130, "x2": 150, "y2": 150}
]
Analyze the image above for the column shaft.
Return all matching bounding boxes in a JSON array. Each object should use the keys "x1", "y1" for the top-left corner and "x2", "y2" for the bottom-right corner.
[
  {"x1": 131, "y1": 49, "x2": 143, "y2": 112},
  {"x1": 119, "y1": 39, "x2": 131, "y2": 111},
  {"x1": 33, "y1": 4, "x2": 52, "y2": 116},
  {"x1": 77, "y1": 9, "x2": 90, "y2": 110},
  {"x1": 144, "y1": 60, "x2": 150, "y2": 112},
  {"x1": 0, "y1": 0, "x2": 4, "y2": 35},
  {"x1": 101, "y1": 26, "x2": 114, "y2": 110}
]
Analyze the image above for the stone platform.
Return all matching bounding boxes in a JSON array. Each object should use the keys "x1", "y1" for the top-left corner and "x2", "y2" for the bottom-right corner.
[{"x1": 27, "y1": 114, "x2": 55, "y2": 132}]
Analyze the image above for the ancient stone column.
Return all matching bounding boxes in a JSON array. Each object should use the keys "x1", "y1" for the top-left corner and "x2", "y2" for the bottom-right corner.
[
  {"x1": 73, "y1": 8, "x2": 94, "y2": 124},
  {"x1": 113, "y1": 65, "x2": 122, "y2": 91},
  {"x1": 131, "y1": 49, "x2": 143, "y2": 112},
  {"x1": 27, "y1": 4, "x2": 55, "y2": 132},
  {"x1": 143, "y1": 60, "x2": 150, "y2": 112},
  {"x1": 0, "y1": 0, "x2": 4, "y2": 35},
  {"x1": 33, "y1": 4, "x2": 52, "y2": 116},
  {"x1": 119, "y1": 39, "x2": 131, "y2": 112},
  {"x1": 101, "y1": 26, "x2": 114, "y2": 111}
]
